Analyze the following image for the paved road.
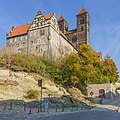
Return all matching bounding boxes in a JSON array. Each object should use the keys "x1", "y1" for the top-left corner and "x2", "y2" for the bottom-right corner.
[
  {"x1": 0, "y1": 109, "x2": 120, "y2": 120},
  {"x1": 37, "y1": 111, "x2": 120, "y2": 120}
]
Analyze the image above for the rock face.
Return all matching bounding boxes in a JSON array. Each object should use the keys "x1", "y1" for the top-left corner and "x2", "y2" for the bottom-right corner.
[
  {"x1": 0, "y1": 70, "x2": 9, "y2": 77},
  {"x1": 0, "y1": 69, "x2": 69, "y2": 101}
]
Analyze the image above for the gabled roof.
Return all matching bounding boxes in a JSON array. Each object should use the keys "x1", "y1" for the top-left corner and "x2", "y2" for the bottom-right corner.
[
  {"x1": 77, "y1": 8, "x2": 87, "y2": 16},
  {"x1": 7, "y1": 23, "x2": 31, "y2": 39},
  {"x1": 7, "y1": 14, "x2": 54, "y2": 39},
  {"x1": 65, "y1": 29, "x2": 77, "y2": 35},
  {"x1": 45, "y1": 14, "x2": 53, "y2": 20},
  {"x1": 58, "y1": 16, "x2": 65, "y2": 22}
]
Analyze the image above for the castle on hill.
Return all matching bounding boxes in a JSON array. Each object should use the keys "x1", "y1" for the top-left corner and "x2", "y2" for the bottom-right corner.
[{"x1": 6, "y1": 8, "x2": 91, "y2": 59}]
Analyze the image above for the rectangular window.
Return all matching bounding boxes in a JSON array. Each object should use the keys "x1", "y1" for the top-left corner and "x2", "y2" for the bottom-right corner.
[{"x1": 72, "y1": 37, "x2": 77, "y2": 43}]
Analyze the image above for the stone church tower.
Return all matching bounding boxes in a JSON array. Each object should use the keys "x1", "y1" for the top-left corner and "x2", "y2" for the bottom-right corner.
[
  {"x1": 63, "y1": 8, "x2": 90, "y2": 51},
  {"x1": 76, "y1": 8, "x2": 90, "y2": 50},
  {"x1": 58, "y1": 16, "x2": 68, "y2": 34}
]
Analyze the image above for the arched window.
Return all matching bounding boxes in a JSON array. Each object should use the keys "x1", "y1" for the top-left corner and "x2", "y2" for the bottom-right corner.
[
  {"x1": 80, "y1": 17, "x2": 84, "y2": 24},
  {"x1": 99, "y1": 89, "x2": 105, "y2": 97},
  {"x1": 81, "y1": 26, "x2": 84, "y2": 31}
]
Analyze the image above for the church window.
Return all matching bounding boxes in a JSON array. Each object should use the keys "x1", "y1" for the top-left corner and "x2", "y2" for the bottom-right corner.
[
  {"x1": 72, "y1": 37, "x2": 77, "y2": 43},
  {"x1": 81, "y1": 26, "x2": 84, "y2": 31},
  {"x1": 80, "y1": 17, "x2": 84, "y2": 24}
]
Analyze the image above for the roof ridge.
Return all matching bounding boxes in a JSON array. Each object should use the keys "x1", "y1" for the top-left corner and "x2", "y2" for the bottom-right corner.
[
  {"x1": 77, "y1": 8, "x2": 87, "y2": 15},
  {"x1": 58, "y1": 16, "x2": 65, "y2": 22}
]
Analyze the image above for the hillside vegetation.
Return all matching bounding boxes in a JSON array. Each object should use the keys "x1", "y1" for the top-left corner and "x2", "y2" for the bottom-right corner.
[{"x1": 0, "y1": 45, "x2": 119, "y2": 89}]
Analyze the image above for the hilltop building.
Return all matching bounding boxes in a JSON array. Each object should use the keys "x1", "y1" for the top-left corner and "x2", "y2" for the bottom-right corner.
[{"x1": 6, "y1": 8, "x2": 91, "y2": 59}]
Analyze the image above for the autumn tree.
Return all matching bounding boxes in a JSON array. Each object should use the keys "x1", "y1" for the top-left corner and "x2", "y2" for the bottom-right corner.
[
  {"x1": 102, "y1": 54, "x2": 119, "y2": 83},
  {"x1": 78, "y1": 44, "x2": 103, "y2": 84},
  {"x1": 55, "y1": 53, "x2": 81, "y2": 87}
]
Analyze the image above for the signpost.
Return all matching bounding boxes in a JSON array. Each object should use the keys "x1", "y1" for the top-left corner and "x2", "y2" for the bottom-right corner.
[
  {"x1": 38, "y1": 80, "x2": 42, "y2": 112},
  {"x1": 90, "y1": 91, "x2": 94, "y2": 97},
  {"x1": 44, "y1": 99, "x2": 49, "y2": 111},
  {"x1": 38, "y1": 79, "x2": 46, "y2": 112}
]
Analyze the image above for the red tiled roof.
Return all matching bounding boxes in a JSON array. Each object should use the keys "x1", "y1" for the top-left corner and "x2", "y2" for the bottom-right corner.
[
  {"x1": 7, "y1": 23, "x2": 31, "y2": 38},
  {"x1": 45, "y1": 14, "x2": 53, "y2": 20},
  {"x1": 77, "y1": 8, "x2": 87, "y2": 15},
  {"x1": 7, "y1": 14, "x2": 53, "y2": 39},
  {"x1": 65, "y1": 29, "x2": 77, "y2": 35},
  {"x1": 58, "y1": 16, "x2": 65, "y2": 22},
  {"x1": 96, "y1": 52, "x2": 102, "y2": 58}
]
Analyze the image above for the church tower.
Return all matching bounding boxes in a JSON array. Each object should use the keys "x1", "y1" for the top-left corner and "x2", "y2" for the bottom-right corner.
[
  {"x1": 76, "y1": 8, "x2": 90, "y2": 50},
  {"x1": 58, "y1": 16, "x2": 68, "y2": 34}
]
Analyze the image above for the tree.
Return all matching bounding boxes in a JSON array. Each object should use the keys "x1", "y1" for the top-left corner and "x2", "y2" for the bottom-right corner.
[
  {"x1": 78, "y1": 44, "x2": 102, "y2": 84},
  {"x1": 55, "y1": 53, "x2": 81, "y2": 87},
  {"x1": 1, "y1": 47, "x2": 13, "y2": 68},
  {"x1": 102, "y1": 54, "x2": 119, "y2": 83}
]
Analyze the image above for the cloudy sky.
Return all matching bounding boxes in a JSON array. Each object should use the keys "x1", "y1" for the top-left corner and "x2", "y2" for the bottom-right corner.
[{"x1": 0, "y1": 0, "x2": 120, "y2": 75}]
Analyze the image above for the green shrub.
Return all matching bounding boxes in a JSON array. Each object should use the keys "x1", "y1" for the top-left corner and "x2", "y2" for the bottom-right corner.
[
  {"x1": 11, "y1": 54, "x2": 45, "y2": 74},
  {"x1": 25, "y1": 89, "x2": 39, "y2": 100}
]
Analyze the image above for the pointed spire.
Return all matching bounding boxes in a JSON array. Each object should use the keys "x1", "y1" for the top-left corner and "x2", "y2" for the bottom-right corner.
[
  {"x1": 58, "y1": 16, "x2": 65, "y2": 22},
  {"x1": 77, "y1": 8, "x2": 87, "y2": 16}
]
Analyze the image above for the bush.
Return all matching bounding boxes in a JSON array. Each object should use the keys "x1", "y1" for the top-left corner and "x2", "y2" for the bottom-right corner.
[
  {"x1": 25, "y1": 89, "x2": 39, "y2": 100},
  {"x1": 11, "y1": 54, "x2": 45, "y2": 74}
]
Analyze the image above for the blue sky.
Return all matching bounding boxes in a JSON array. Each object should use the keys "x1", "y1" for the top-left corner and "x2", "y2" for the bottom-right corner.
[{"x1": 0, "y1": 0, "x2": 120, "y2": 75}]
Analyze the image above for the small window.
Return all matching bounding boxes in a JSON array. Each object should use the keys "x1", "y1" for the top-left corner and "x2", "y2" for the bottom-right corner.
[
  {"x1": 16, "y1": 43, "x2": 19, "y2": 47},
  {"x1": 40, "y1": 30, "x2": 45, "y2": 35},
  {"x1": 72, "y1": 37, "x2": 77, "y2": 43},
  {"x1": 81, "y1": 26, "x2": 84, "y2": 31}
]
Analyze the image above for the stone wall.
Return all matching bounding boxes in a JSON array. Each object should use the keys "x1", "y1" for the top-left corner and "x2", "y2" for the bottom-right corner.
[
  {"x1": 50, "y1": 26, "x2": 77, "y2": 59},
  {"x1": 87, "y1": 83, "x2": 118, "y2": 99},
  {"x1": 7, "y1": 35, "x2": 28, "y2": 53},
  {"x1": 28, "y1": 26, "x2": 50, "y2": 58},
  {"x1": 0, "y1": 70, "x2": 9, "y2": 77}
]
